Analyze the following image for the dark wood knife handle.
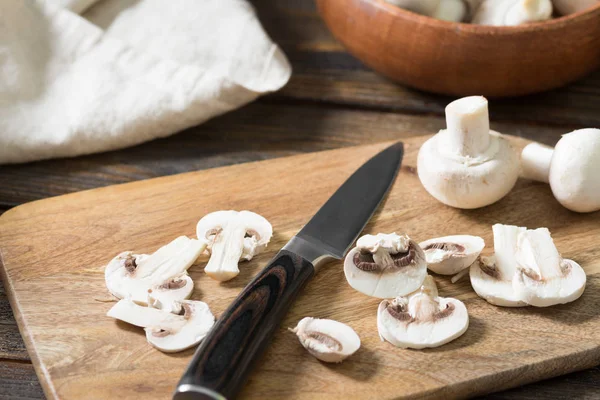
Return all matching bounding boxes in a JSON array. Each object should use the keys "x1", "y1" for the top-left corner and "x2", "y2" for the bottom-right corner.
[{"x1": 173, "y1": 250, "x2": 315, "y2": 400}]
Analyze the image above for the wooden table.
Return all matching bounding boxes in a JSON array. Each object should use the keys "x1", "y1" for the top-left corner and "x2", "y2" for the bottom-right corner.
[{"x1": 1, "y1": 1, "x2": 599, "y2": 398}]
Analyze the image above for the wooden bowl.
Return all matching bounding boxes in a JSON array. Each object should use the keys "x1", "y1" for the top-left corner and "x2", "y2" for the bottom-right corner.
[{"x1": 316, "y1": 0, "x2": 600, "y2": 97}]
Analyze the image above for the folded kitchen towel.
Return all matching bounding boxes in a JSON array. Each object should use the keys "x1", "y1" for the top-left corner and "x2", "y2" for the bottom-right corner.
[{"x1": 0, "y1": 0, "x2": 291, "y2": 164}]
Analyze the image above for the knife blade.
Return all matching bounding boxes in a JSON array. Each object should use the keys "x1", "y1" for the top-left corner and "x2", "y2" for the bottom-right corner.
[{"x1": 174, "y1": 142, "x2": 404, "y2": 400}]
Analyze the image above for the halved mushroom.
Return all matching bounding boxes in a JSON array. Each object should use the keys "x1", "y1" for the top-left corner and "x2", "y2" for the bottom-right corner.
[
  {"x1": 377, "y1": 276, "x2": 469, "y2": 349},
  {"x1": 344, "y1": 233, "x2": 427, "y2": 298},
  {"x1": 419, "y1": 235, "x2": 485, "y2": 275},
  {"x1": 196, "y1": 210, "x2": 273, "y2": 281},
  {"x1": 104, "y1": 236, "x2": 206, "y2": 310},
  {"x1": 512, "y1": 228, "x2": 586, "y2": 307},
  {"x1": 290, "y1": 317, "x2": 360, "y2": 363},
  {"x1": 107, "y1": 297, "x2": 215, "y2": 353},
  {"x1": 469, "y1": 224, "x2": 527, "y2": 307}
]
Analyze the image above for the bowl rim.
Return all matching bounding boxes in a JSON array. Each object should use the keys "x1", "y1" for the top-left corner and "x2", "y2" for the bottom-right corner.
[{"x1": 368, "y1": 0, "x2": 600, "y2": 34}]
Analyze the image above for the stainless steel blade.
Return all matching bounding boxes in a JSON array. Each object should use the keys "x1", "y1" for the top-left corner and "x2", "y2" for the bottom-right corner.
[{"x1": 283, "y1": 142, "x2": 404, "y2": 265}]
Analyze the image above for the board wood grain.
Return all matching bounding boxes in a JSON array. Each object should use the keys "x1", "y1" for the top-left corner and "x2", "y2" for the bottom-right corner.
[{"x1": 1, "y1": 135, "x2": 599, "y2": 400}]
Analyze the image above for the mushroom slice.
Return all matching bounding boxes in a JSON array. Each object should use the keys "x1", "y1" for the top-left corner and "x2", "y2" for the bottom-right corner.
[
  {"x1": 512, "y1": 228, "x2": 586, "y2": 307},
  {"x1": 343, "y1": 233, "x2": 427, "y2": 298},
  {"x1": 107, "y1": 298, "x2": 215, "y2": 353},
  {"x1": 377, "y1": 276, "x2": 469, "y2": 349},
  {"x1": 104, "y1": 236, "x2": 206, "y2": 309},
  {"x1": 290, "y1": 317, "x2": 360, "y2": 363},
  {"x1": 196, "y1": 210, "x2": 273, "y2": 281},
  {"x1": 470, "y1": 224, "x2": 527, "y2": 307},
  {"x1": 419, "y1": 235, "x2": 485, "y2": 275}
]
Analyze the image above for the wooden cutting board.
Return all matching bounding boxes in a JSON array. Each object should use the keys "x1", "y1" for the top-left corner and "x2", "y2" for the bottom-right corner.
[{"x1": 1, "y1": 135, "x2": 599, "y2": 400}]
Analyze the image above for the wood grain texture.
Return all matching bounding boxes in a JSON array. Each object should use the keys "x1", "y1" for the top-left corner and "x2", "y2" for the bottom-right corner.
[
  {"x1": 0, "y1": 361, "x2": 45, "y2": 400},
  {"x1": 316, "y1": 0, "x2": 600, "y2": 97},
  {"x1": 0, "y1": 103, "x2": 572, "y2": 208},
  {"x1": 1, "y1": 136, "x2": 599, "y2": 400}
]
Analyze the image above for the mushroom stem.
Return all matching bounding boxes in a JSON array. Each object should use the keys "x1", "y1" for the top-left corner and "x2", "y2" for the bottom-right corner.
[
  {"x1": 492, "y1": 224, "x2": 525, "y2": 279},
  {"x1": 521, "y1": 142, "x2": 553, "y2": 183},
  {"x1": 107, "y1": 298, "x2": 186, "y2": 330},
  {"x1": 438, "y1": 96, "x2": 491, "y2": 158},
  {"x1": 205, "y1": 223, "x2": 246, "y2": 281},
  {"x1": 515, "y1": 228, "x2": 562, "y2": 278}
]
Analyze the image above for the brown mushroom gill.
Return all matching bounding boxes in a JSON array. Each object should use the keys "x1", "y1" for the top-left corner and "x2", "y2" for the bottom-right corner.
[
  {"x1": 204, "y1": 227, "x2": 222, "y2": 241},
  {"x1": 123, "y1": 254, "x2": 137, "y2": 274},
  {"x1": 385, "y1": 300, "x2": 455, "y2": 323},
  {"x1": 354, "y1": 244, "x2": 417, "y2": 272},
  {"x1": 305, "y1": 331, "x2": 343, "y2": 351},
  {"x1": 158, "y1": 278, "x2": 187, "y2": 290},
  {"x1": 422, "y1": 242, "x2": 466, "y2": 254},
  {"x1": 479, "y1": 261, "x2": 501, "y2": 280},
  {"x1": 151, "y1": 329, "x2": 171, "y2": 338},
  {"x1": 150, "y1": 303, "x2": 193, "y2": 337},
  {"x1": 520, "y1": 260, "x2": 572, "y2": 283},
  {"x1": 245, "y1": 229, "x2": 260, "y2": 239}
]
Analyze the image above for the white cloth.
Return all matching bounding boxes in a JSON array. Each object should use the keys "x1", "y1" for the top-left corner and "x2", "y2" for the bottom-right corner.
[{"x1": 0, "y1": 0, "x2": 291, "y2": 164}]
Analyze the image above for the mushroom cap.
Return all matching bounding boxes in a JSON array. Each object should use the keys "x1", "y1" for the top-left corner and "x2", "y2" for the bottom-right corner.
[
  {"x1": 419, "y1": 235, "x2": 485, "y2": 275},
  {"x1": 197, "y1": 210, "x2": 273, "y2": 281},
  {"x1": 196, "y1": 210, "x2": 273, "y2": 250},
  {"x1": 104, "y1": 236, "x2": 204, "y2": 308},
  {"x1": 511, "y1": 228, "x2": 587, "y2": 307},
  {"x1": 107, "y1": 298, "x2": 215, "y2": 353},
  {"x1": 344, "y1": 234, "x2": 427, "y2": 299},
  {"x1": 418, "y1": 132, "x2": 519, "y2": 209},
  {"x1": 469, "y1": 224, "x2": 528, "y2": 307},
  {"x1": 513, "y1": 259, "x2": 587, "y2": 307},
  {"x1": 377, "y1": 277, "x2": 469, "y2": 349},
  {"x1": 549, "y1": 128, "x2": 600, "y2": 213},
  {"x1": 469, "y1": 256, "x2": 526, "y2": 307},
  {"x1": 291, "y1": 317, "x2": 360, "y2": 363},
  {"x1": 146, "y1": 301, "x2": 215, "y2": 353}
]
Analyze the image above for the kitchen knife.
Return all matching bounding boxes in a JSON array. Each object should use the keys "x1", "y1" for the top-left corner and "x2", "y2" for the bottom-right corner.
[{"x1": 174, "y1": 142, "x2": 404, "y2": 400}]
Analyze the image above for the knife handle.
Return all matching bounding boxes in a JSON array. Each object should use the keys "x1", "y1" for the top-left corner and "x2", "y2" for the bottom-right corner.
[{"x1": 174, "y1": 249, "x2": 315, "y2": 400}]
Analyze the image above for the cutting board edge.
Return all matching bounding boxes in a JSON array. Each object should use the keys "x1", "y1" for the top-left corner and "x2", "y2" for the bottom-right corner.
[
  {"x1": 440, "y1": 345, "x2": 600, "y2": 399},
  {"x1": 1, "y1": 134, "x2": 598, "y2": 399},
  {"x1": 0, "y1": 256, "x2": 59, "y2": 400}
]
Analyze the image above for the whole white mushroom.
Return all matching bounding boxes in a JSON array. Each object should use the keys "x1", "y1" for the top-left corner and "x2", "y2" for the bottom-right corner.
[
  {"x1": 521, "y1": 128, "x2": 600, "y2": 213},
  {"x1": 417, "y1": 96, "x2": 520, "y2": 209}
]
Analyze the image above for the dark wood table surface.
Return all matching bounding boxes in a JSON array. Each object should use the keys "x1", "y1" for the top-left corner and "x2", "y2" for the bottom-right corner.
[{"x1": 1, "y1": 1, "x2": 599, "y2": 399}]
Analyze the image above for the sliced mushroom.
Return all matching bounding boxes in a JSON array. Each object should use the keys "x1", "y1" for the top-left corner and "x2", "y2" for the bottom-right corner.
[
  {"x1": 107, "y1": 297, "x2": 215, "y2": 353},
  {"x1": 343, "y1": 233, "x2": 427, "y2": 298},
  {"x1": 377, "y1": 276, "x2": 469, "y2": 349},
  {"x1": 469, "y1": 224, "x2": 527, "y2": 307},
  {"x1": 196, "y1": 210, "x2": 273, "y2": 281},
  {"x1": 104, "y1": 236, "x2": 206, "y2": 310},
  {"x1": 512, "y1": 228, "x2": 586, "y2": 307},
  {"x1": 419, "y1": 235, "x2": 485, "y2": 275},
  {"x1": 290, "y1": 317, "x2": 360, "y2": 363}
]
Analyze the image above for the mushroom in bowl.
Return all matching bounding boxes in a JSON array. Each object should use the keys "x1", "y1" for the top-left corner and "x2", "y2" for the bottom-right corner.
[{"x1": 316, "y1": 0, "x2": 600, "y2": 97}]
